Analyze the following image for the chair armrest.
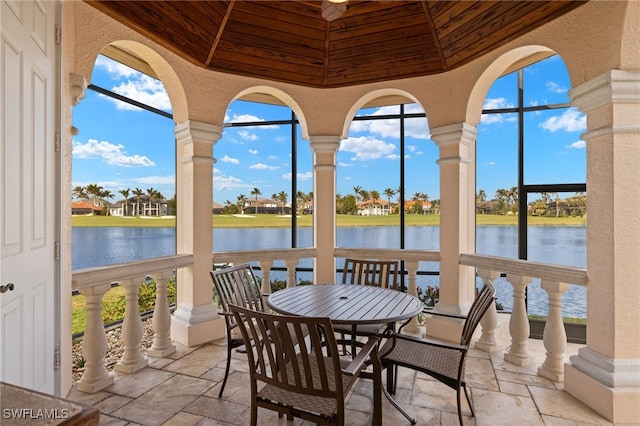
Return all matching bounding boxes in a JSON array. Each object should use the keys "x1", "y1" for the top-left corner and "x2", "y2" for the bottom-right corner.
[
  {"x1": 422, "y1": 308, "x2": 467, "y2": 320},
  {"x1": 387, "y1": 332, "x2": 467, "y2": 352},
  {"x1": 343, "y1": 336, "x2": 379, "y2": 376}
]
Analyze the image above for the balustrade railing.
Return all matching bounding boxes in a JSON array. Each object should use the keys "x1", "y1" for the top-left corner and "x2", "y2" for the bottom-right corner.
[
  {"x1": 460, "y1": 253, "x2": 588, "y2": 382},
  {"x1": 71, "y1": 254, "x2": 193, "y2": 393},
  {"x1": 71, "y1": 249, "x2": 587, "y2": 393}
]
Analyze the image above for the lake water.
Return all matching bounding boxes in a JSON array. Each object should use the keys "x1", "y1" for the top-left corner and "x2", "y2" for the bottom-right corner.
[{"x1": 72, "y1": 225, "x2": 587, "y2": 318}]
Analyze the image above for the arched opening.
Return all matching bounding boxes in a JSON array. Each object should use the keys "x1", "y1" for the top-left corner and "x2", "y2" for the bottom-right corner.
[{"x1": 472, "y1": 51, "x2": 586, "y2": 340}]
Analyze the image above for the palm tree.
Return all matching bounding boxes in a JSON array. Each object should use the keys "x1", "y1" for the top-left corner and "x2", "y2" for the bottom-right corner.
[
  {"x1": 72, "y1": 185, "x2": 88, "y2": 201},
  {"x1": 278, "y1": 190, "x2": 288, "y2": 214},
  {"x1": 250, "y1": 187, "x2": 261, "y2": 214},
  {"x1": 119, "y1": 188, "x2": 131, "y2": 216},
  {"x1": 133, "y1": 187, "x2": 144, "y2": 216},
  {"x1": 353, "y1": 185, "x2": 362, "y2": 202},
  {"x1": 383, "y1": 188, "x2": 396, "y2": 205},
  {"x1": 85, "y1": 183, "x2": 103, "y2": 206},
  {"x1": 237, "y1": 194, "x2": 247, "y2": 214},
  {"x1": 99, "y1": 189, "x2": 114, "y2": 215},
  {"x1": 147, "y1": 187, "x2": 158, "y2": 213}
]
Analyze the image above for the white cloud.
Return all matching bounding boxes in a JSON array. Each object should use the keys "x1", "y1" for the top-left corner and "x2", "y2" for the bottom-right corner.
[
  {"x1": 95, "y1": 55, "x2": 140, "y2": 78},
  {"x1": 267, "y1": 155, "x2": 278, "y2": 160},
  {"x1": 250, "y1": 163, "x2": 279, "y2": 171},
  {"x1": 282, "y1": 171, "x2": 313, "y2": 181},
  {"x1": 350, "y1": 105, "x2": 429, "y2": 139},
  {"x1": 339, "y1": 162, "x2": 353, "y2": 167},
  {"x1": 567, "y1": 140, "x2": 586, "y2": 149},
  {"x1": 132, "y1": 175, "x2": 175, "y2": 185},
  {"x1": 480, "y1": 98, "x2": 516, "y2": 125},
  {"x1": 238, "y1": 130, "x2": 259, "y2": 141},
  {"x1": 227, "y1": 113, "x2": 279, "y2": 129},
  {"x1": 248, "y1": 149, "x2": 258, "y2": 155},
  {"x1": 220, "y1": 155, "x2": 239, "y2": 164},
  {"x1": 540, "y1": 109, "x2": 586, "y2": 132},
  {"x1": 102, "y1": 76, "x2": 172, "y2": 112},
  {"x1": 483, "y1": 97, "x2": 514, "y2": 110},
  {"x1": 213, "y1": 168, "x2": 250, "y2": 191},
  {"x1": 546, "y1": 81, "x2": 567, "y2": 93},
  {"x1": 339, "y1": 136, "x2": 396, "y2": 161},
  {"x1": 73, "y1": 139, "x2": 155, "y2": 167}
]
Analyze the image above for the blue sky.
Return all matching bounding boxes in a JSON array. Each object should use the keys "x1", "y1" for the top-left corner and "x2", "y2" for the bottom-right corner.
[{"x1": 72, "y1": 54, "x2": 586, "y2": 205}]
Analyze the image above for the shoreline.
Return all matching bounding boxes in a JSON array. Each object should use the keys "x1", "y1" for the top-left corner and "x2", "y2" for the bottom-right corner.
[{"x1": 71, "y1": 213, "x2": 587, "y2": 228}]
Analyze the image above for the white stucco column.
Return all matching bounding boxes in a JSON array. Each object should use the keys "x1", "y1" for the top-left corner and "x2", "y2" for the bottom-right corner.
[
  {"x1": 564, "y1": 70, "x2": 640, "y2": 424},
  {"x1": 427, "y1": 123, "x2": 478, "y2": 342},
  {"x1": 171, "y1": 120, "x2": 225, "y2": 346},
  {"x1": 310, "y1": 136, "x2": 340, "y2": 284}
]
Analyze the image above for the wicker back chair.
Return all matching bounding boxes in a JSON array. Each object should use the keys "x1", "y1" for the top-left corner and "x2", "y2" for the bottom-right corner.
[
  {"x1": 210, "y1": 263, "x2": 264, "y2": 397},
  {"x1": 379, "y1": 282, "x2": 496, "y2": 425},
  {"x1": 336, "y1": 258, "x2": 401, "y2": 356},
  {"x1": 230, "y1": 304, "x2": 380, "y2": 426}
]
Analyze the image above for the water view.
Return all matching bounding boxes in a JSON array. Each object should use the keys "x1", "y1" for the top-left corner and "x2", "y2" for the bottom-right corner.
[{"x1": 72, "y1": 225, "x2": 587, "y2": 318}]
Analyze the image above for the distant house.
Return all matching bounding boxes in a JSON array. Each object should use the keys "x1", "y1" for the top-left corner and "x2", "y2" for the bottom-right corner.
[
  {"x1": 109, "y1": 195, "x2": 168, "y2": 217},
  {"x1": 358, "y1": 199, "x2": 392, "y2": 216},
  {"x1": 243, "y1": 197, "x2": 292, "y2": 214},
  {"x1": 404, "y1": 199, "x2": 433, "y2": 214},
  {"x1": 71, "y1": 201, "x2": 103, "y2": 216},
  {"x1": 212, "y1": 201, "x2": 225, "y2": 215}
]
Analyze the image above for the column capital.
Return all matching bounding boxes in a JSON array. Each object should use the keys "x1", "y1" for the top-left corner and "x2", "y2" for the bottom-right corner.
[
  {"x1": 570, "y1": 70, "x2": 640, "y2": 112},
  {"x1": 175, "y1": 120, "x2": 223, "y2": 145},
  {"x1": 309, "y1": 135, "x2": 341, "y2": 154},
  {"x1": 429, "y1": 122, "x2": 477, "y2": 147}
]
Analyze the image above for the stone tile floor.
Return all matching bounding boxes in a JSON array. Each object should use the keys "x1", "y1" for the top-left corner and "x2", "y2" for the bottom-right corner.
[{"x1": 67, "y1": 336, "x2": 612, "y2": 426}]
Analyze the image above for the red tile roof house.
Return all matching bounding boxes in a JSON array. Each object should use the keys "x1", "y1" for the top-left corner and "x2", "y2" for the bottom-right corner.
[{"x1": 71, "y1": 201, "x2": 104, "y2": 216}]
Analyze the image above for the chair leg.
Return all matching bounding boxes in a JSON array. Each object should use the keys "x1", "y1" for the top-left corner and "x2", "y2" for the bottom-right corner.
[
  {"x1": 457, "y1": 388, "x2": 464, "y2": 426},
  {"x1": 463, "y1": 383, "x2": 474, "y2": 417},
  {"x1": 218, "y1": 342, "x2": 233, "y2": 398}
]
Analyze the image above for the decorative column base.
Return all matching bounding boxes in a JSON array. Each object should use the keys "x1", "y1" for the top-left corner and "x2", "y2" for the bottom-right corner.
[
  {"x1": 565, "y1": 349, "x2": 640, "y2": 424},
  {"x1": 170, "y1": 303, "x2": 225, "y2": 346},
  {"x1": 76, "y1": 372, "x2": 114, "y2": 394}
]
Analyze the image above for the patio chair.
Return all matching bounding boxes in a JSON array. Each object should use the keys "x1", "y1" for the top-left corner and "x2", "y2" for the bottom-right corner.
[
  {"x1": 335, "y1": 258, "x2": 401, "y2": 356},
  {"x1": 229, "y1": 303, "x2": 381, "y2": 426},
  {"x1": 210, "y1": 263, "x2": 264, "y2": 398},
  {"x1": 379, "y1": 281, "x2": 496, "y2": 425}
]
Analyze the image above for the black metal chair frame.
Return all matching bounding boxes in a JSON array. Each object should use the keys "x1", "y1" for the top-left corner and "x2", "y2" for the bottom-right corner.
[
  {"x1": 210, "y1": 263, "x2": 264, "y2": 398},
  {"x1": 230, "y1": 303, "x2": 381, "y2": 426},
  {"x1": 379, "y1": 282, "x2": 496, "y2": 425}
]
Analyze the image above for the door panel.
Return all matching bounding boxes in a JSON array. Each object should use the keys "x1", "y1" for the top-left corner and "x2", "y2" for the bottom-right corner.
[{"x1": 1, "y1": 0, "x2": 58, "y2": 394}]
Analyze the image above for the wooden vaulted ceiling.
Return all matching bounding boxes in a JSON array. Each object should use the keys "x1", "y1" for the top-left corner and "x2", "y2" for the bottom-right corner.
[{"x1": 86, "y1": 1, "x2": 587, "y2": 88}]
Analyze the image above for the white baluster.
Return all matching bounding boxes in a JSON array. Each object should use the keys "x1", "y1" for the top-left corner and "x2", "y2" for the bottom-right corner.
[
  {"x1": 115, "y1": 278, "x2": 148, "y2": 373},
  {"x1": 148, "y1": 271, "x2": 176, "y2": 357},
  {"x1": 76, "y1": 283, "x2": 114, "y2": 393},
  {"x1": 504, "y1": 274, "x2": 533, "y2": 366},
  {"x1": 286, "y1": 258, "x2": 298, "y2": 288},
  {"x1": 474, "y1": 268, "x2": 501, "y2": 352},
  {"x1": 258, "y1": 261, "x2": 274, "y2": 293},
  {"x1": 402, "y1": 260, "x2": 421, "y2": 334},
  {"x1": 538, "y1": 279, "x2": 570, "y2": 382}
]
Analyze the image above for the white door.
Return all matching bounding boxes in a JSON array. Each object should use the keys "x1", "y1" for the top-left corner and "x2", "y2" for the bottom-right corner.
[{"x1": 1, "y1": 0, "x2": 59, "y2": 394}]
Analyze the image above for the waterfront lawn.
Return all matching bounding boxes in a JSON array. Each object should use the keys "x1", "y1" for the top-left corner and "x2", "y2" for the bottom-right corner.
[{"x1": 72, "y1": 213, "x2": 586, "y2": 228}]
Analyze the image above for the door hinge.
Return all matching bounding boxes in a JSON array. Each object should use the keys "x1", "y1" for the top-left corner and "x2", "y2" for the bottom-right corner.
[
  {"x1": 54, "y1": 132, "x2": 60, "y2": 153},
  {"x1": 54, "y1": 241, "x2": 60, "y2": 261},
  {"x1": 55, "y1": 25, "x2": 61, "y2": 45},
  {"x1": 54, "y1": 348, "x2": 60, "y2": 370}
]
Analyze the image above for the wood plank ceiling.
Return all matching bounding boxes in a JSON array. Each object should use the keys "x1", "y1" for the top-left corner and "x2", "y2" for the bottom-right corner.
[{"x1": 86, "y1": 1, "x2": 587, "y2": 88}]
